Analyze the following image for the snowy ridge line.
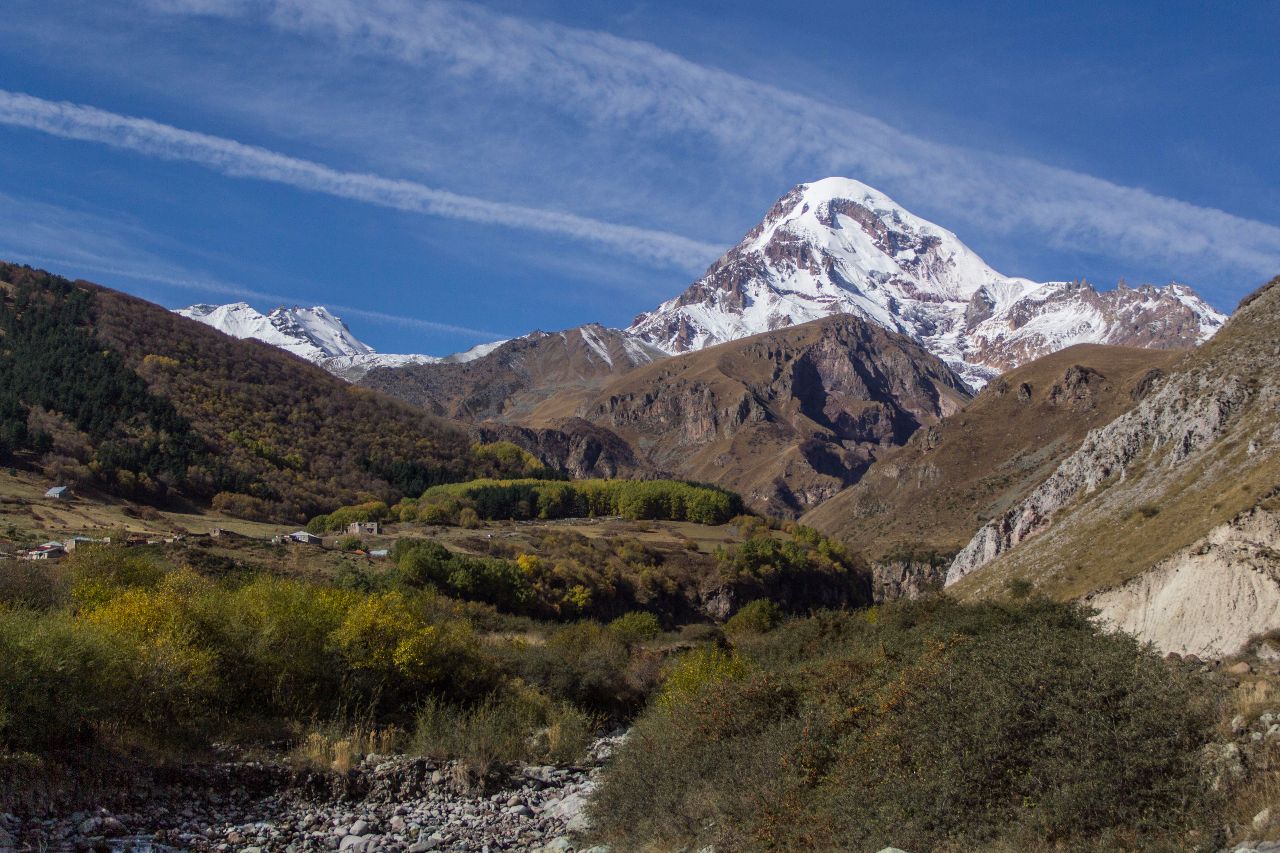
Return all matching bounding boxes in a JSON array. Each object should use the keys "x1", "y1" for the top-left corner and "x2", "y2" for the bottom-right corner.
[{"x1": 175, "y1": 302, "x2": 506, "y2": 381}]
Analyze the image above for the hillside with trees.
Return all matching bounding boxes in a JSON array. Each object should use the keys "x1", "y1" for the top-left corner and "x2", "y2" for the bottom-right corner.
[{"x1": 0, "y1": 263, "x2": 538, "y2": 522}]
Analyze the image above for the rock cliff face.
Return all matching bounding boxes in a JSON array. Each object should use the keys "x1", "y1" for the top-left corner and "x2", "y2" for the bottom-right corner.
[
  {"x1": 1088, "y1": 507, "x2": 1280, "y2": 657},
  {"x1": 361, "y1": 325, "x2": 664, "y2": 421},
  {"x1": 571, "y1": 315, "x2": 971, "y2": 516},
  {"x1": 943, "y1": 278, "x2": 1280, "y2": 655},
  {"x1": 868, "y1": 558, "x2": 950, "y2": 604},
  {"x1": 946, "y1": 346, "x2": 1264, "y2": 586},
  {"x1": 803, "y1": 344, "x2": 1180, "y2": 566}
]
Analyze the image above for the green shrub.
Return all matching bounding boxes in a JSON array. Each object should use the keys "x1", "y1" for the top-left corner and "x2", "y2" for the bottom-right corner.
[
  {"x1": 68, "y1": 546, "x2": 165, "y2": 608},
  {"x1": 395, "y1": 541, "x2": 530, "y2": 612},
  {"x1": 227, "y1": 577, "x2": 354, "y2": 712},
  {"x1": 723, "y1": 599, "x2": 782, "y2": 635},
  {"x1": 412, "y1": 686, "x2": 593, "y2": 775},
  {"x1": 608, "y1": 611, "x2": 662, "y2": 645},
  {"x1": 469, "y1": 441, "x2": 558, "y2": 480},
  {"x1": 415, "y1": 478, "x2": 742, "y2": 525},
  {"x1": 590, "y1": 598, "x2": 1217, "y2": 852},
  {"x1": 79, "y1": 571, "x2": 223, "y2": 732},
  {"x1": 330, "y1": 591, "x2": 499, "y2": 708},
  {"x1": 516, "y1": 622, "x2": 644, "y2": 718},
  {"x1": 418, "y1": 503, "x2": 453, "y2": 524},
  {"x1": 457, "y1": 507, "x2": 481, "y2": 529},
  {"x1": 0, "y1": 609, "x2": 127, "y2": 749},
  {"x1": 1005, "y1": 577, "x2": 1034, "y2": 599},
  {"x1": 657, "y1": 645, "x2": 750, "y2": 710},
  {"x1": 309, "y1": 501, "x2": 389, "y2": 533}
]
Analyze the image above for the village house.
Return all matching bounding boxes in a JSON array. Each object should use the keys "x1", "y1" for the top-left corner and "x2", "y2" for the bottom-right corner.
[
  {"x1": 45, "y1": 485, "x2": 72, "y2": 501},
  {"x1": 289, "y1": 531, "x2": 323, "y2": 546},
  {"x1": 25, "y1": 542, "x2": 67, "y2": 560},
  {"x1": 347, "y1": 521, "x2": 381, "y2": 536},
  {"x1": 63, "y1": 535, "x2": 107, "y2": 552}
]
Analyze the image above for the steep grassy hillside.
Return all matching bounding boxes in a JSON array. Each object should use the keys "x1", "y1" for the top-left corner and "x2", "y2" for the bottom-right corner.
[
  {"x1": 946, "y1": 278, "x2": 1280, "y2": 653},
  {"x1": 0, "y1": 263, "x2": 526, "y2": 522},
  {"x1": 803, "y1": 344, "x2": 1180, "y2": 562}
]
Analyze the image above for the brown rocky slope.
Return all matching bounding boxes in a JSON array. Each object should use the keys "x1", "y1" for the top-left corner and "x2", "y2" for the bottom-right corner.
[
  {"x1": 547, "y1": 315, "x2": 971, "y2": 516},
  {"x1": 944, "y1": 277, "x2": 1280, "y2": 657},
  {"x1": 802, "y1": 344, "x2": 1181, "y2": 599}
]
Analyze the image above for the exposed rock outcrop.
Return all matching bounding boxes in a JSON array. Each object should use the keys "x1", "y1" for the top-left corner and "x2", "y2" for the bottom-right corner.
[
  {"x1": 803, "y1": 345, "x2": 1180, "y2": 570},
  {"x1": 628, "y1": 178, "x2": 1224, "y2": 388},
  {"x1": 947, "y1": 322, "x2": 1266, "y2": 586},
  {"x1": 868, "y1": 557, "x2": 949, "y2": 603},
  {"x1": 1088, "y1": 508, "x2": 1280, "y2": 657},
  {"x1": 469, "y1": 419, "x2": 653, "y2": 481},
  {"x1": 573, "y1": 314, "x2": 971, "y2": 516}
]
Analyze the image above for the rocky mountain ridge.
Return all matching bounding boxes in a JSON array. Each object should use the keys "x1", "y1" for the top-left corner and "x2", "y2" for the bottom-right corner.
[
  {"x1": 802, "y1": 343, "x2": 1181, "y2": 599},
  {"x1": 361, "y1": 324, "x2": 666, "y2": 422},
  {"x1": 180, "y1": 177, "x2": 1226, "y2": 394},
  {"x1": 542, "y1": 314, "x2": 971, "y2": 516}
]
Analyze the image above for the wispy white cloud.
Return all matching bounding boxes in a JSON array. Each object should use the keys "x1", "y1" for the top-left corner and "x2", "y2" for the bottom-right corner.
[
  {"x1": 0, "y1": 190, "x2": 506, "y2": 341},
  {"x1": 0, "y1": 89, "x2": 723, "y2": 273},
  {"x1": 163, "y1": 0, "x2": 1280, "y2": 286}
]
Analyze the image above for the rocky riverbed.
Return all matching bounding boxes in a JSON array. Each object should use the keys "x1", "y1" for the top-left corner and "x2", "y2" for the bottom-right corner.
[{"x1": 1, "y1": 736, "x2": 624, "y2": 853}]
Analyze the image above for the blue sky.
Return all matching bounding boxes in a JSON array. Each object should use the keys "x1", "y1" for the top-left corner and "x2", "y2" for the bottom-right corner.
[{"x1": 0, "y1": 0, "x2": 1276, "y2": 355}]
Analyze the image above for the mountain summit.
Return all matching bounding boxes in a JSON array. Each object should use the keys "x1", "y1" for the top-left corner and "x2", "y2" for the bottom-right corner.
[
  {"x1": 627, "y1": 178, "x2": 1226, "y2": 386},
  {"x1": 175, "y1": 302, "x2": 504, "y2": 380},
  {"x1": 176, "y1": 303, "x2": 374, "y2": 362},
  {"x1": 180, "y1": 178, "x2": 1226, "y2": 389}
]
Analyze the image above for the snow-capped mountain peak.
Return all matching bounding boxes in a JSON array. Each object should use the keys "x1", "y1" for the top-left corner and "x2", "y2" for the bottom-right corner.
[
  {"x1": 176, "y1": 302, "x2": 372, "y2": 362},
  {"x1": 175, "y1": 302, "x2": 506, "y2": 381},
  {"x1": 178, "y1": 178, "x2": 1226, "y2": 391},
  {"x1": 628, "y1": 178, "x2": 1226, "y2": 387}
]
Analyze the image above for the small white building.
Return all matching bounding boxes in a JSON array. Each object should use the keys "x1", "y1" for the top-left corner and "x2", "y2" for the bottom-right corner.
[
  {"x1": 289, "y1": 531, "x2": 323, "y2": 546},
  {"x1": 63, "y1": 536, "x2": 106, "y2": 552},
  {"x1": 45, "y1": 486, "x2": 72, "y2": 501},
  {"x1": 25, "y1": 542, "x2": 67, "y2": 560},
  {"x1": 347, "y1": 521, "x2": 381, "y2": 536}
]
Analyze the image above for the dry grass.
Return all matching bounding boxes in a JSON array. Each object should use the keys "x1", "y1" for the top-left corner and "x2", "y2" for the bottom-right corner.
[
  {"x1": 290, "y1": 724, "x2": 404, "y2": 773},
  {"x1": 0, "y1": 469, "x2": 280, "y2": 544}
]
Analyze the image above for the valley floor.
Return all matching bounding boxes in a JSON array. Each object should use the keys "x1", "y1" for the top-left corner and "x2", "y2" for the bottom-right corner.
[{"x1": 3, "y1": 736, "x2": 623, "y2": 853}]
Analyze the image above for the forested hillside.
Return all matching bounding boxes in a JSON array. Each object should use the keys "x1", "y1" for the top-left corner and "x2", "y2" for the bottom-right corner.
[{"x1": 0, "y1": 263, "x2": 531, "y2": 522}]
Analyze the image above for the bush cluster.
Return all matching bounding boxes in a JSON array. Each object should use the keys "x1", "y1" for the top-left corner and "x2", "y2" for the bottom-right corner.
[
  {"x1": 590, "y1": 598, "x2": 1219, "y2": 852},
  {"x1": 0, "y1": 546, "x2": 657, "y2": 755},
  {"x1": 413, "y1": 478, "x2": 742, "y2": 525},
  {"x1": 714, "y1": 523, "x2": 870, "y2": 614},
  {"x1": 394, "y1": 540, "x2": 531, "y2": 613}
]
